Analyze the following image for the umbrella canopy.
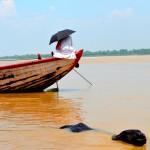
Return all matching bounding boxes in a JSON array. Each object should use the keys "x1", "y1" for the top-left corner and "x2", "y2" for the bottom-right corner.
[{"x1": 49, "y1": 29, "x2": 75, "y2": 45}]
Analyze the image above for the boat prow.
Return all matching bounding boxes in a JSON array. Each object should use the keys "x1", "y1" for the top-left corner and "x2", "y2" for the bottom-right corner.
[{"x1": 0, "y1": 49, "x2": 83, "y2": 92}]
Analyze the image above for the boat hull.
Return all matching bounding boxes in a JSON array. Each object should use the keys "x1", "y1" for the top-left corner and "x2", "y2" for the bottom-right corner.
[{"x1": 0, "y1": 49, "x2": 83, "y2": 92}]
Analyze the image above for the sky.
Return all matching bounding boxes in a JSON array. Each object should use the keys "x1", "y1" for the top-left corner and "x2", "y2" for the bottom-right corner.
[{"x1": 0, "y1": 0, "x2": 150, "y2": 56}]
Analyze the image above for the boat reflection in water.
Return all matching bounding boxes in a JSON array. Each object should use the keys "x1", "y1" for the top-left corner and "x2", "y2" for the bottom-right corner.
[
  {"x1": 0, "y1": 92, "x2": 84, "y2": 149},
  {"x1": 0, "y1": 92, "x2": 82, "y2": 129}
]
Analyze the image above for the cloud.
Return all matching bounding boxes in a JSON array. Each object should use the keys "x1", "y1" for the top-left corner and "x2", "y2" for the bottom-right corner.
[
  {"x1": 0, "y1": 0, "x2": 16, "y2": 18},
  {"x1": 111, "y1": 8, "x2": 134, "y2": 18}
]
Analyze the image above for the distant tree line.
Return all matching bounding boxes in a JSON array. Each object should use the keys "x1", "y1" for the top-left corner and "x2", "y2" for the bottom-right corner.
[
  {"x1": 83, "y1": 48, "x2": 150, "y2": 57},
  {"x1": 0, "y1": 54, "x2": 51, "y2": 60},
  {"x1": 1, "y1": 48, "x2": 150, "y2": 60}
]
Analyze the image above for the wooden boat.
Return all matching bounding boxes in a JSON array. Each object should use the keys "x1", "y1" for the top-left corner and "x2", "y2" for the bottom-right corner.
[{"x1": 0, "y1": 49, "x2": 83, "y2": 92}]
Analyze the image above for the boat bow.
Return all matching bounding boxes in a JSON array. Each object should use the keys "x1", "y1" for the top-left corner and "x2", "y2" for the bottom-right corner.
[{"x1": 0, "y1": 49, "x2": 83, "y2": 92}]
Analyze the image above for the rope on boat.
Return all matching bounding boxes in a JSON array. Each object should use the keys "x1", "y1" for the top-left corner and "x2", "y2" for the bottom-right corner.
[{"x1": 73, "y1": 69, "x2": 93, "y2": 86}]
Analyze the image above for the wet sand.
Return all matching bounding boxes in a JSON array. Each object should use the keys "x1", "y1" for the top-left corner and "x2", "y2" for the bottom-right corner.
[{"x1": 0, "y1": 55, "x2": 150, "y2": 149}]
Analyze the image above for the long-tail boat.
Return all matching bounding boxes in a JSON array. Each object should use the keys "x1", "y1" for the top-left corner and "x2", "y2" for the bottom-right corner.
[{"x1": 0, "y1": 49, "x2": 83, "y2": 92}]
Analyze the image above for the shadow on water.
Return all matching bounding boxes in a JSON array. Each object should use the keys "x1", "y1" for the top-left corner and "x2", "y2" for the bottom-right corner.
[
  {"x1": 46, "y1": 88, "x2": 80, "y2": 92},
  {"x1": 46, "y1": 84, "x2": 93, "y2": 93}
]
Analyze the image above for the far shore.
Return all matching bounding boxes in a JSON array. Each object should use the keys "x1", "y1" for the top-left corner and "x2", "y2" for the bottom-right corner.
[
  {"x1": 80, "y1": 55, "x2": 150, "y2": 64},
  {"x1": 0, "y1": 55, "x2": 150, "y2": 66}
]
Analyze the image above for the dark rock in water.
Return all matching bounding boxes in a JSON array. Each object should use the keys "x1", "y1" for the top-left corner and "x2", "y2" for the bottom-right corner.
[
  {"x1": 60, "y1": 122, "x2": 93, "y2": 132},
  {"x1": 112, "y1": 129, "x2": 147, "y2": 146}
]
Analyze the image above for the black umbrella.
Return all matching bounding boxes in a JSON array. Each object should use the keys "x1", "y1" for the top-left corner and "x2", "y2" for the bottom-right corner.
[{"x1": 49, "y1": 29, "x2": 75, "y2": 45}]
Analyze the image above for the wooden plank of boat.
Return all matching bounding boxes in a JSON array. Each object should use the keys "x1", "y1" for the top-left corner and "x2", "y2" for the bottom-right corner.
[{"x1": 0, "y1": 49, "x2": 83, "y2": 92}]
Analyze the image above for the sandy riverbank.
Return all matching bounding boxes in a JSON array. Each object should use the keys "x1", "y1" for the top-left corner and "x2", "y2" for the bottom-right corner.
[{"x1": 80, "y1": 55, "x2": 150, "y2": 64}]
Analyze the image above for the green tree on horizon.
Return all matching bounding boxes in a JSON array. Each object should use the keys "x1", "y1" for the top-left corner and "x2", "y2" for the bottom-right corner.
[{"x1": 1, "y1": 48, "x2": 150, "y2": 60}]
